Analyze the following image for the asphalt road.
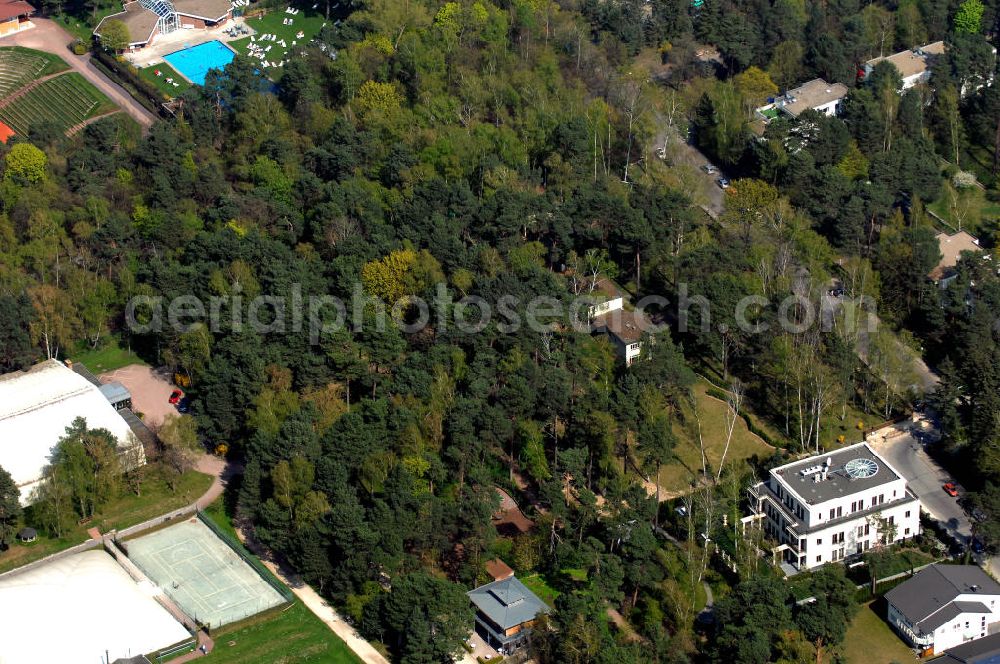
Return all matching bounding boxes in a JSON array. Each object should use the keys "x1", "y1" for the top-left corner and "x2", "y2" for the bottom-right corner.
[{"x1": 870, "y1": 432, "x2": 972, "y2": 543}]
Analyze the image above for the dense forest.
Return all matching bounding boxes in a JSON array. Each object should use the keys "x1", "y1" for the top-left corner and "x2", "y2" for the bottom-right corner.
[{"x1": 1, "y1": 0, "x2": 1000, "y2": 660}]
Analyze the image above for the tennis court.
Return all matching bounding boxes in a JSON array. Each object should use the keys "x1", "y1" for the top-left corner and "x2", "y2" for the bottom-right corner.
[{"x1": 127, "y1": 517, "x2": 286, "y2": 628}]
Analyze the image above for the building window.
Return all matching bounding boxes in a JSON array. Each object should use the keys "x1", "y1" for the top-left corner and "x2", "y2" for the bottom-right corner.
[
  {"x1": 905, "y1": 528, "x2": 910, "y2": 535},
  {"x1": 836, "y1": 506, "x2": 843, "y2": 517},
  {"x1": 816, "y1": 555, "x2": 821, "y2": 563},
  {"x1": 829, "y1": 509, "x2": 835, "y2": 519},
  {"x1": 879, "y1": 494, "x2": 884, "y2": 504},
  {"x1": 865, "y1": 524, "x2": 870, "y2": 535},
  {"x1": 858, "y1": 526, "x2": 864, "y2": 537},
  {"x1": 906, "y1": 511, "x2": 910, "y2": 518},
  {"x1": 816, "y1": 538, "x2": 822, "y2": 545}
]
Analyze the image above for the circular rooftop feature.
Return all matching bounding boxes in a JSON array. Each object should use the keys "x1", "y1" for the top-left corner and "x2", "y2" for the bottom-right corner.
[{"x1": 845, "y1": 457, "x2": 878, "y2": 479}]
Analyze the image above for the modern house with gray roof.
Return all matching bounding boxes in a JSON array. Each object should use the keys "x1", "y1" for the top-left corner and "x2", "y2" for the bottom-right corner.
[
  {"x1": 467, "y1": 576, "x2": 550, "y2": 655},
  {"x1": 932, "y1": 631, "x2": 1000, "y2": 663},
  {"x1": 887, "y1": 564, "x2": 1000, "y2": 656},
  {"x1": 747, "y1": 441, "x2": 921, "y2": 571}
]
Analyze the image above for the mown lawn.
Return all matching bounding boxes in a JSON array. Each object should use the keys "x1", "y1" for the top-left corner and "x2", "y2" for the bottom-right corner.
[
  {"x1": 842, "y1": 601, "x2": 914, "y2": 664},
  {"x1": 0, "y1": 467, "x2": 212, "y2": 575},
  {"x1": 521, "y1": 573, "x2": 560, "y2": 608},
  {"x1": 209, "y1": 601, "x2": 362, "y2": 664},
  {"x1": 72, "y1": 338, "x2": 146, "y2": 374},
  {"x1": 137, "y1": 62, "x2": 191, "y2": 98},
  {"x1": 228, "y1": 6, "x2": 328, "y2": 78},
  {"x1": 656, "y1": 379, "x2": 774, "y2": 493},
  {"x1": 53, "y1": 7, "x2": 119, "y2": 44}
]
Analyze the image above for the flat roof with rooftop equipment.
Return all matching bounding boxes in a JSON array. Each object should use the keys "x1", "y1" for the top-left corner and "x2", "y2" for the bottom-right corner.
[{"x1": 772, "y1": 442, "x2": 902, "y2": 504}]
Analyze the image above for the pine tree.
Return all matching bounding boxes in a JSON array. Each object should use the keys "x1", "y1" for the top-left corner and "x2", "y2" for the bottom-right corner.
[{"x1": 0, "y1": 464, "x2": 21, "y2": 550}]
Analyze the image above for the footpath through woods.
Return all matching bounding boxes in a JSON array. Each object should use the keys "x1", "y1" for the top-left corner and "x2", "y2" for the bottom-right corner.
[
  {"x1": 192, "y1": 456, "x2": 389, "y2": 664},
  {"x1": 232, "y1": 518, "x2": 391, "y2": 664}
]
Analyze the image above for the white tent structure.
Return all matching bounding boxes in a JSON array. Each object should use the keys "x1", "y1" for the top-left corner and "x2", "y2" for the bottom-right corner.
[
  {"x1": 0, "y1": 550, "x2": 191, "y2": 663},
  {"x1": 0, "y1": 359, "x2": 144, "y2": 503}
]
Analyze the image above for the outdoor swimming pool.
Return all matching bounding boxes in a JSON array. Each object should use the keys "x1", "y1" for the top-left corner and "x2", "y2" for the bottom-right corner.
[{"x1": 163, "y1": 40, "x2": 236, "y2": 86}]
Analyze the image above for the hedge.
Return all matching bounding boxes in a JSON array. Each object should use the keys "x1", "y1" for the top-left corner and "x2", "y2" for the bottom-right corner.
[{"x1": 91, "y1": 49, "x2": 169, "y2": 117}]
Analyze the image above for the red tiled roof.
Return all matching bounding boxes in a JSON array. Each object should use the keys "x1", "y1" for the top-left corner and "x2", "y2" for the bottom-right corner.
[
  {"x1": 485, "y1": 558, "x2": 515, "y2": 582},
  {"x1": 0, "y1": 121, "x2": 15, "y2": 144},
  {"x1": 0, "y1": 0, "x2": 34, "y2": 22}
]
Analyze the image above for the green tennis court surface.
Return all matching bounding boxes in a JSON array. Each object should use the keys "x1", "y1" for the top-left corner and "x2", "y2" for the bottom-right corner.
[{"x1": 127, "y1": 518, "x2": 285, "y2": 628}]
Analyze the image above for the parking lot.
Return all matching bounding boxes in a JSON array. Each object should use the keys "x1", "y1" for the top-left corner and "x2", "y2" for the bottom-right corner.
[{"x1": 869, "y1": 429, "x2": 973, "y2": 543}]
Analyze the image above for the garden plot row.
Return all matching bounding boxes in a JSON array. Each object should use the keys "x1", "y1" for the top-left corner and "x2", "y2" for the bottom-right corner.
[
  {"x1": 0, "y1": 74, "x2": 103, "y2": 135},
  {"x1": 0, "y1": 50, "x2": 50, "y2": 99}
]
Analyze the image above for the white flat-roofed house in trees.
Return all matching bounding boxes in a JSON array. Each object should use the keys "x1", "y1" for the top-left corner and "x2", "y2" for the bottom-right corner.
[
  {"x1": 755, "y1": 79, "x2": 849, "y2": 124},
  {"x1": 747, "y1": 442, "x2": 921, "y2": 571}
]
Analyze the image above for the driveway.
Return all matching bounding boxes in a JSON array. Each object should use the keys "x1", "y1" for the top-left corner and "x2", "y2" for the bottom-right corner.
[
  {"x1": 99, "y1": 364, "x2": 177, "y2": 428},
  {"x1": 3, "y1": 18, "x2": 157, "y2": 129},
  {"x1": 651, "y1": 123, "x2": 725, "y2": 219},
  {"x1": 869, "y1": 431, "x2": 972, "y2": 543}
]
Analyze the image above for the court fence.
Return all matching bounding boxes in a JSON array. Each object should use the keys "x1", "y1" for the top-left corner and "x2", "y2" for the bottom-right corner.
[
  {"x1": 154, "y1": 637, "x2": 197, "y2": 662},
  {"x1": 195, "y1": 510, "x2": 295, "y2": 605}
]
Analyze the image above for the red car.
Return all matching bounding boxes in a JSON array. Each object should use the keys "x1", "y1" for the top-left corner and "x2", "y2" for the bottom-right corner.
[
  {"x1": 943, "y1": 482, "x2": 959, "y2": 497},
  {"x1": 169, "y1": 389, "x2": 184, "y2": 405}
]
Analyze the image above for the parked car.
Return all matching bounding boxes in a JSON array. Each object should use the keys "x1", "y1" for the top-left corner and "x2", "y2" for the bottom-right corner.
[
  {"x1": 943, "y1": 482, "x2": 959, "y2": 497},
  {"x1": 176, "y1": 396, "x2": 191, "y2": 414},
  {"x1": 702, "y1": 164, "x2": 718, "y2": 174},
  {"x1": 717, "y1": 177, "x2": 730, "y2": 189},
  {"x1": 675, "y1": 505, "x2": 688, "y2": 517},
  {"x1": 169, "y1": 389, "x2": 184, "y2": 405}
]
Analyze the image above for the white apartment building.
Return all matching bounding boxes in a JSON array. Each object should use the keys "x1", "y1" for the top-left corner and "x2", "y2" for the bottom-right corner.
[
  {"x1": 747, "y1": 442, "x2": 921, "y2": 571},
  {"x1": 886, "y1": 564, "x2": 1000, "y2": 655}
]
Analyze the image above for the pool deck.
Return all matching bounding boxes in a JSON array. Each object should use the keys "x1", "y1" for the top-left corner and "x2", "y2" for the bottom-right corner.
[{"x1": 125, "y1": 19, "x2": 253, "y2": 70}]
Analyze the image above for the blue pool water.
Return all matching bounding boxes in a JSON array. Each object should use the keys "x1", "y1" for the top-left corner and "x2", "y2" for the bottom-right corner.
[{"x1": 163, "y1": 40, "x2": 236, "y2": 86}]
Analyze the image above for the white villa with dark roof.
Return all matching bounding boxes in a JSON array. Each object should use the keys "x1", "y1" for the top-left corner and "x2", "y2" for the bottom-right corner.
[
  {"x1": 747, "y1": 442, "x2": 921, "y2": 571},
  {"x1": 467, "y1": 576, "x2": 550, "y2": 655},
  {"x1": 887, "y1": 564, "x2": 1000, "y2": 656}
]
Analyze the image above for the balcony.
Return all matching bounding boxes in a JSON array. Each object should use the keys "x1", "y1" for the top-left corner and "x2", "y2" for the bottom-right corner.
[{"x1": 748, "y1": 482, "x2": 805, "y2": 544}]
